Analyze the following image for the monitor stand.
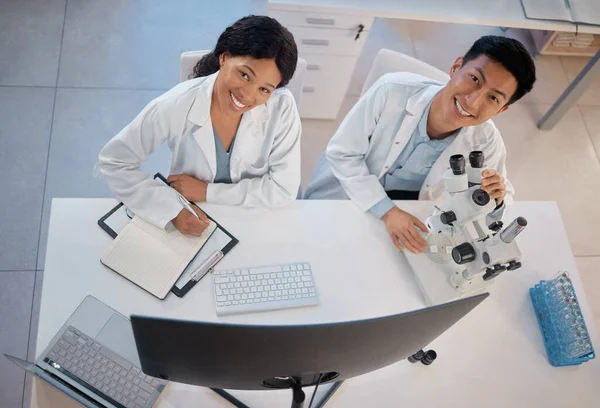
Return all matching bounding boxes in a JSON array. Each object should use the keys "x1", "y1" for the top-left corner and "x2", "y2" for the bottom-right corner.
[{"x1": 211, "y1": 378, "x2": 344, "y2": 408}]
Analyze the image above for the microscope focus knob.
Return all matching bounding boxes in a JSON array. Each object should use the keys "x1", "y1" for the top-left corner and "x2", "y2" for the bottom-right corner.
[
  {"x1": 452, "y1": 243, "x2": 476, "y2": 265},
  {"x1": 507, "y1": 261, "x2": 522, "y2": 271},
  {"x1": 440, "y1": 211, "x2": 457, "y2": 225},
  {"x1": 472, "y1": 189, "x2": 491, "y2": 206}
]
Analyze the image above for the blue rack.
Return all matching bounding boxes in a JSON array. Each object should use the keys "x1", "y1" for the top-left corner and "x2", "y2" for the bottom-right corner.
[{"x1": 530, "y1": 272, "x2": 595, "y2": 367}]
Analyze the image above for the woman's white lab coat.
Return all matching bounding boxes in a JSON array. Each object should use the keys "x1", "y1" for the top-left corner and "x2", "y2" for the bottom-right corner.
[
  {"x1": 98, "y1": 72, "x2": 301, "y2": 229},
  {"x1": 323, "y1": 72, "x2": 514, "y2": 212}
]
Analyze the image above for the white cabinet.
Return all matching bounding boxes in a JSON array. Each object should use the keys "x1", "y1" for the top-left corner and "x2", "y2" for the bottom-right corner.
[{"x1": 268, "y1": 7, "x2": 373, "y2": 119}]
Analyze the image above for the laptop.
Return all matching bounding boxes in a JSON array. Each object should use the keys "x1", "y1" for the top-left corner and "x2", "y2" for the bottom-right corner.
[{"x1": 5, "y1": 295, "x2": 167, "y2": 408}]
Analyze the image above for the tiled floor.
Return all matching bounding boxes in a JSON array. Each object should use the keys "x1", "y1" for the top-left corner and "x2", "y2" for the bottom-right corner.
[{"x1": 1, "y1": 2, "x2": 599, "y2": 407}]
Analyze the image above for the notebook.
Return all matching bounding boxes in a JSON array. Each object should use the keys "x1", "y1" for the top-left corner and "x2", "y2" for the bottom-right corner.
[{"x1": 101, "y1": 215, "x2": 217, "y2": 299}]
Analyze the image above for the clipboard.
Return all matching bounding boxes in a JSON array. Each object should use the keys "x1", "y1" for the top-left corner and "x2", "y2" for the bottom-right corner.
[{"x1": 98, "y1": 173, "x2": 239, "y2": 298}]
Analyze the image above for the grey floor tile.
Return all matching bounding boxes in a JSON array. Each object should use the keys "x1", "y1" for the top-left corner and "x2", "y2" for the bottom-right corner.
[
  {"x1": 0, "y1": 88, "x2": 55, "y2": 271},
  {"x1": 58, "y1": 0, "x2": 260, "y2": 89},
  {"x1": 0, "y1": 271, "x2": 35, "y2": 408},
  {"x1": 37, "y1": 88, "x2": 171, "y2": 268},
  {"x1": 0, "y1": 0, "x2": 66, "y2": 86},
  {"x1": 23, "y1": 269, "x2": 43, "y2": 408}
]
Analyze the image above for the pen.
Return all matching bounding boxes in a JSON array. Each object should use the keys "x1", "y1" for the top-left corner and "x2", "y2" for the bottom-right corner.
[
  {"x1": 191, "y1": 250, "x2": 224, "y2": 281},
  {"x1": 177, "y1": 194, "x2": 200, "y2": 219}
]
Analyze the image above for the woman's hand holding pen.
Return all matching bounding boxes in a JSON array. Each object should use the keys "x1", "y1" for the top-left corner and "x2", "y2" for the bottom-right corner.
[
  {"x1": 172, "y1": 206, "x2": 210, "y2": 236},
  {"x1": 168, "y1": 174, "x2": 207, "y2": 202}
]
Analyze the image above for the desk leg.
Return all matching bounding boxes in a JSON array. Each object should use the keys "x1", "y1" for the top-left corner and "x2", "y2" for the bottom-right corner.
[{"x1": 538, "y1": 49, "x2": 600, "y2": 130}]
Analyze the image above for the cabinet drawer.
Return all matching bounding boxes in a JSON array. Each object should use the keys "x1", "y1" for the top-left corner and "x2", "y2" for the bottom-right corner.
[
  {"x1": 298, "y1": 55, "x2": 357, "y2": 119},
  {"x1": 269, "y1": 9, "x2": 373, "y2": 31},
  {"x1": 302, "y1": 54, "x2": 357, "y2": 91},
  {"x1": 289, "y1": 26, "x2": 367, "y2": 56},
  {"x1": 299, "y1": 85, "x2": 347, "y2": 119}
]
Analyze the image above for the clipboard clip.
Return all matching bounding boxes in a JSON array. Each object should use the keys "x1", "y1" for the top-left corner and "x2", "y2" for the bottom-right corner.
[{"x1": 190, "y1": 250, "x2": 224, "y2": 282}]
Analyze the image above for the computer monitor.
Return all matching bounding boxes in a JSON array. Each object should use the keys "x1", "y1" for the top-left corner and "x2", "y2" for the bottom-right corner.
[{"x1": 131, "y1": 292, "x2": 488, "y2": 408}]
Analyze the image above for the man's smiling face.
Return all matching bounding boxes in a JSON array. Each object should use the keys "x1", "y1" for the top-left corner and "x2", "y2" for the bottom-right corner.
[{"x1": 437, "y1": 55, "x2": 518, "y2": 129}]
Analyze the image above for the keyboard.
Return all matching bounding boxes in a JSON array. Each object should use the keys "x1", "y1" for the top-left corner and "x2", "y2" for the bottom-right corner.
[
  {"x1": 44, "y1": 326, "x2": 161, "y2": 408},
  {"x1": 212, "y1": 262, "x2": 319, "y2": 315}
]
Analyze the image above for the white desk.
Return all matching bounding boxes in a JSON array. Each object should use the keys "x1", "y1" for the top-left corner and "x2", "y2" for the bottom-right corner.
[
  {"x1": 32, "y1": 199, "x2": 600, "y2": 407},
  {"x1": 269, "y1": 0, "x2": 600, "y2": 129}
]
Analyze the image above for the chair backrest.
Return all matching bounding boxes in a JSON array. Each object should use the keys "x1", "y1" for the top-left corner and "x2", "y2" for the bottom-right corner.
[
  {"x1": 180, "y1": 51, "x2": 307, "y2": 108},
  {"x1": 361, "y1": 49, "x2": 450, "y2": 95}
]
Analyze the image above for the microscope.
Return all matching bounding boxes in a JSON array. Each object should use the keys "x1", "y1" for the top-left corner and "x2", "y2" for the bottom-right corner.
[{"x1": 404, "y1": 151, "x2": 527, "y2": 305}]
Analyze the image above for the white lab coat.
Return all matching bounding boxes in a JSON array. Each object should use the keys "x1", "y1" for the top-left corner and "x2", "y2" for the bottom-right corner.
[
  {"x1": 308, "y1": 72, "x2": 514, "y2": 212},
  {"x1": 98, "y1": 72, "x2": 301, "y2": 229}
]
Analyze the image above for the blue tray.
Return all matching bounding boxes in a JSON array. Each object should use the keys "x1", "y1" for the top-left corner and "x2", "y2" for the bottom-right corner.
[{"x1": 530, "y1": 276, "x2": 595, "y2": 367}]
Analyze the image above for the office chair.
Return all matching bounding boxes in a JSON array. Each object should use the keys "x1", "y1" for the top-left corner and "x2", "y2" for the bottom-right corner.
[{"x1": 361, "y1": 49, "x2": 450, "y2": 95}]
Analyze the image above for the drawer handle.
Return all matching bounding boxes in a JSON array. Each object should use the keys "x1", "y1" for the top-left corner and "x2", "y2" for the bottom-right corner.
[
  {"x1": 303, "y1": 87, "x2": 315, "y2": 93},
  {"x1": 307, "y1": 64, "x2": 320, "y2": 71},
  {"x1": 301, "y1": 39, "x2": 329, "y2": 46},
  {"x1": 306, "y1": 17, "x2": 335, "y2": 26}
]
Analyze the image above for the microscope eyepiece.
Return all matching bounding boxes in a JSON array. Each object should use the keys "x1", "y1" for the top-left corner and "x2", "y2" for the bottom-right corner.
[
  {"x1": 449, "y1": 154, "x2": 466, "y2": 175},
  {"x1": 469, "y1": 151, "x2": 485, "y2": 168}
]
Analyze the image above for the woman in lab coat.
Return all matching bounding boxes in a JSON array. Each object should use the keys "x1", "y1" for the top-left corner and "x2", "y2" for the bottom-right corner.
[{"x1": 98, "y1": 16, "x2": 300, "y2": 236}]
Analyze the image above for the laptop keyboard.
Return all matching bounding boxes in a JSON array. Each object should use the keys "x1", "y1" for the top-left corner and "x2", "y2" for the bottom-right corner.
[{"x1": 44, "y1": 326, "x2": 161, "y2": 408}]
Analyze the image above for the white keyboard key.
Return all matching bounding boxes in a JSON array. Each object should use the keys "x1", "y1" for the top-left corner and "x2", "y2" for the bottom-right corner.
[
  {"x1": 223, "y1": 289, "x2": 230, "y2": 295},
  {"x1": 284, "y1": 272, "x2": 290, "y2": 278},
  {"x1": 291, "y1": 271, "x2": 297, "y2": 277},
  {"x1": 242, "y1": 282, "x2": 248, "y2": 287},
  {"x1": 291, "y1": 265, "x2": 297, "y2": 271},
  {"x1": 298, "y1": 282, "x2": 304, "y2": 288},
  {"x1": 277, "y1": 284, "x2": 284, "y2": 290},
  {"x1": 296, "y1": 264, "x2": 303, "y2": 270},
  {"x1": 284, "y1": 283, "x2": 290, "y2": 289},
  {"x1": 217, "y1": 296, "x2": 227, "y2": 302},
  {"x1": 303, "y1": 264, "x2": 310, "y2": 270},
  {"x1": 303, "y1": 271, "x2": 311, "y2": 276},
  {"x1": 301, "y1": 276, "x2": 311, "y2": 282},
  {"x1": 302, "y1": 288, "x2": 308, "y2": 294},
  {"x1": 241, "y1": 270, "x2": 249, "y2": 275},
  {"x1": 275, "y1": 279, "x2": 281, "y2": 284},
  {"x1": 215, "y1": 277, "x2": 230, "y2": 284},
  {"x1": 282, "y1": 265, "x2": 290, "y2": 271},
  {"x1": 234, "y1": 294, "x2": 241, "y2": 300}
]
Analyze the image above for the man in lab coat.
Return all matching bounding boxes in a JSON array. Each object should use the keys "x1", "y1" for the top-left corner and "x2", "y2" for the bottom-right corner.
[{"x1": 304, "y1": 36, "x2": 536, "y2": 253}]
